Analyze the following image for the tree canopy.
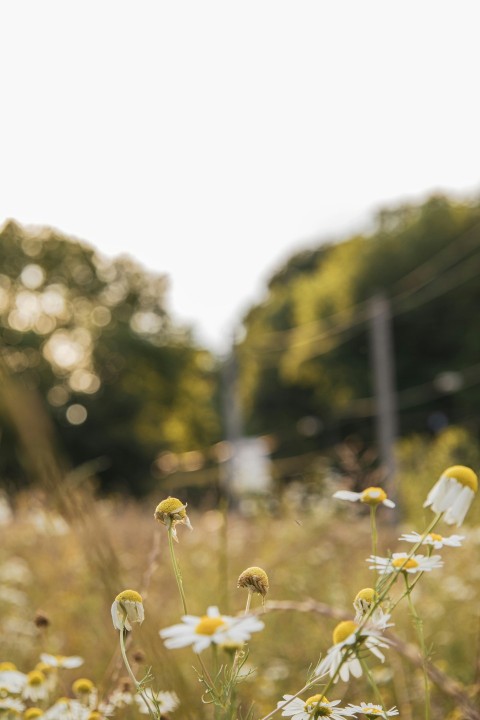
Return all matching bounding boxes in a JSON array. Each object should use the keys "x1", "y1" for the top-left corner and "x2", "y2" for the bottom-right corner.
[{"x1": 0, "y1": 221, "x2": 220, "y2": 496}]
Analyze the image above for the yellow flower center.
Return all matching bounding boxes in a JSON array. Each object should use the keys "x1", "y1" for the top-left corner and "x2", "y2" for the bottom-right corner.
[
  {"x1": 24, "y1": 710, "x2": 44, "y2": 720},
  {"x1": 304, "y1": 695, "x2": 332, "y2": 717},
  {"x1": 333, "y1": 620, "x2": 358, "y2": 644},
  {"x1": 392, "y1": 557, "x2": 418, "y2": 570},
  {"x1": 115, "y1": 589, "x2": 143, "y2": 603},
  {"x1": 363, "y1": 709, "x2": 382, "y2": 716},
  {"x1": 355, "y1": 587, "x2": 377, "y2": 604},
  {"x1": 428, "y1": 533, "x2": 443, "y2": 542},
  {"x1": 72, "y1": 678, "x2": 95, "y2": 694},
  {"x1": 195, "y1": 616, "x2": 226, "y2": 635},
  {"x1": 0, "y1": 662, "x2": 17, "y2": 671},
  {"x1": 443, "y1": 465, "x2": 478, "y2": 492},
  {"x1": 27, "y1": 671, "x2": 45, "y2": 686},
  {"x1": 87, "y1": 713, "x2": 102, "y2": 720},
  {"x1": 360, "y1": 487, "x2": 387, "y2": 505},
  {"x1": 155, "y1": 497, "x2": 186, "y2": 517}
]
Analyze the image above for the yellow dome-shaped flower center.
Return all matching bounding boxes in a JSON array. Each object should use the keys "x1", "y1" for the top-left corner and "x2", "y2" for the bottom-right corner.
[
  {"x1": 0, "y1": 662, "x2": 17, "y2": 671},
  {"x1": 304, "y1": 695, "x2": 331, "y2": 717},
  {"x1": 24, "y1": 709, "x2": 44, "y2": 720},
  {"x1": 355, "y1": 587, "x2": 377, "y2": 604},
  {"x1": 360, "y1": 487, "x2": 387, "y2": 505},
  {"x1": 392, "y1": 557, "x2": 418, "y2": 570},
  {"x1": 362, "y1": 708, "x2": 382, "y2": 716},
  {"x1": 27, "y1": 671, "x2": 45, "y2": 686},
  {"x1": 428, "y1": 533, "x2": 443, "y2": 542},
  {"x1": 72, "y1": 678, "x2": 95, "y2": 694},
  {"x1": 333, "y1": 620, "x2": 358, "y2": 644},
  {"x1": 115, "y1": 589, "x2": 143, "y2": 603},
  {"x1": 195, "y1": 616, "x2": 226, "y2": 635},
  {"x1": 444, "y1": 465, "x2": 478, "y2": 492},
  {"x1": 155, "y1": 497, "x2": 186, "y2": 517}
]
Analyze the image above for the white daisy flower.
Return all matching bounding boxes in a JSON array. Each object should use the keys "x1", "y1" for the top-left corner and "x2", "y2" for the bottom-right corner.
[
  {"x1": 399, "y1": 530, "x2": 464, "y2": 549},
  {"x1": 0, "y1": 667, "x2": 27, "y2": 693},
  {"x1": 367, "y1": 553, "x2": 443, "y2": 575},
  {"x1": 315, "y1": 617, "x2": 392, "y2": 683},
  {"x1": 111, "y1": 589, "x2": 144, "y2": 631},
  {"x1": 0, "y1": 697, "x2": 26, "y2": 713},
  {"x1": 135, "y1": 689, "x2": 179, "y2": 715},
  {"x1": 98, "y1": 687, "x2": 134, "y2": 716},
  {"x1": 43, "y1": 698, "x2": 89, "y2": 720},
  {"x1": 424, "y1": 465, "x2": 478, "y2": 526},
  {"x1": 353, "y1": 588, "x2": 389, "y2": 626},
  {"x1": 348, "y1": 702, "x2": 399, "y2": 718},
  {"x1": 277, "y1": 693, "x2": 355, "y2": 719},
  {"x1": 23, "y1": 670, "x2": 49, "y2": 703},
  {"x1": 333, "y1": 487, "x2": 395, "y2": 508},
  {"x1": 160, "y1": 605, "x2": 264, "y2": 653},
  {"x1": 72, "y1": 679, "x2": 97, "y2": 709},
  {"x1": 40, "y1": 654, "x2": 84, "y2": 669}
]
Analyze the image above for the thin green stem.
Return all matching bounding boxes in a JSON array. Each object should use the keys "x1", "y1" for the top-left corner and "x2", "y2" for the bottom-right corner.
[
  {"x1": 119, "y1": 629, "x2": 157, "y2": 718},
  {"x1": 167, "y1": 523, "x2": 188, "y2": 615},
  {"x1": 370, "y1": 505, "x2": 379, "y2": 584},
  {"x1": 360, "y1": 657, "x2": 385, "y2": 707},
  {"x1": 404, "y1": 575, "x2": 430, "y2": 720}
]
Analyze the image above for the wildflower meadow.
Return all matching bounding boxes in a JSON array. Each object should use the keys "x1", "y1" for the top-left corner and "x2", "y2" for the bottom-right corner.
[{"x1": 1, "y1": 459, "x2": 480, "y2": 720}]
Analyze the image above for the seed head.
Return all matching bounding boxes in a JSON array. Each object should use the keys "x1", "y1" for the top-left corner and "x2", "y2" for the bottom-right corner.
[{"x1": 237, "y1": 566, "x2": 269, "y2": 597}]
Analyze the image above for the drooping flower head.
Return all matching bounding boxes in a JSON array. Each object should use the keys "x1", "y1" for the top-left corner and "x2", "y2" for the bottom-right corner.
[
  {"x1": 154, "y1": 497, "x2": 192, "y2": 542},
  {"x1": 424, "y1": 465, "x2": 477, "y2": 526},
  {"x1": 353, "y1": 587, "x2": 381, "y2": 622},
  {"x1": 333, "y1": 487, "x2": 395, "y2": 508},
  {"x1": 160, "y1": 605, "x2": 264, "y2": 654},
  {"x1": 111, "y1": 589, "x2": 145, "y2": 631},
  {"x1": 237, "y1": 567, "x2": 269, "y2": 598}
]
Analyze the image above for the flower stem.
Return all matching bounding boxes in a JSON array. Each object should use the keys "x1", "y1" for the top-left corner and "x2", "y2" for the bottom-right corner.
[
  {"x1": 167, "y1": 523, "x2": 188, "y2": 615},
  {"x1": 404, "y1": 575, "x2": 430, "y2": 720},
  {"x1": 119, "y1": 628, "x2": 157, "y2": 718}
]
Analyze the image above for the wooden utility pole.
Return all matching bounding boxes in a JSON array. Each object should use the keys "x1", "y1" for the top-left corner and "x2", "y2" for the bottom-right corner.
[{"x1": 369, "y1": 293, "x2": 399, "y2": 514}]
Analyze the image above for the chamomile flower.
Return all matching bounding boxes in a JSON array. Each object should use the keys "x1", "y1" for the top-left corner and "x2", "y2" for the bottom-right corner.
[
  {"x1": 39, "y1": 655, "x2": 84, "y2": 669},
  {"x1": 367, "y1": 553, "x2": 443, "y2": 575},
  {"x1": 315, "y1": 617, "x2": 392, "y2": 683},
  {"x1": 0, "y1": 666, "x2": 27, "y2": 694},
  {"x1": 1, "y1": 697, "x2": 25, "y2": 713},
  {"x1": 23, "y1": 671, "x2": 49, "y2": 703},
  {"x1": 399, "y1": 530, "x2": 464, "y2": 549},
  {"x1": 111, "y1": 590, "x2": 144, "y2": 631},
  {"x1": 276, "y1": 694, "x2": 355, "y2": 719},
  {"x1": 135, "y1": 689, "x2": 179, "y2": 715},
  {"x1": 424, "y1": 465, "x2": 478, "y2": 526},
  {"x1": 43, "y1": 698, "x2": 89, "y2": 720},
  {"x1": 353, "y1": 588, "x2": 388, "y2": 624},
  {"x1": 333, "y1": 487, "x2": 395, "y2": 508},
  {"x1": 154, "y1": 497, "x2": 192, "y2": 542},
  {"x1": 72, "y1": 679, "x2": 97, "y2": 709},
  {"x1": 237, "y1": 567, "x2": 269, "y2": 598},
  {"x1": 348, "y1": 702, "x2": 399, "y2": 718},
  {"x1": 160, "y1": 605, "x2": 264, "y2": 653}
]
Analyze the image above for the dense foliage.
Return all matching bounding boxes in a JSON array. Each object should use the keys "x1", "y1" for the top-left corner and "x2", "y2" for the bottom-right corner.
[
  {"x1": 0, "y1": 221, "x2": 220, "y2": 495},
  {"x1": 238, "y1": 195, "x2": 480, "y2": 464}
]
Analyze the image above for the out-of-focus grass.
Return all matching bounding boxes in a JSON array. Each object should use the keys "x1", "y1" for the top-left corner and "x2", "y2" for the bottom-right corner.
[{"x1": 1, "y1": 461, "x2": 480, "y2": 720}]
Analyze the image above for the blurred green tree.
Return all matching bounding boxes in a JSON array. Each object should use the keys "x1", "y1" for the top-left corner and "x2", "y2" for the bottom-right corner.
[
  {"x1": 238, "y1": 195, "x2": 480, "y2": 463},
  {"x1": 0, "y1": 220, "x2": 220, "y2": 496}
]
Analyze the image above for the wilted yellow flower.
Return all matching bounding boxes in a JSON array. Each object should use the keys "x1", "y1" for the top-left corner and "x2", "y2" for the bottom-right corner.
[
  {"x1": 154, "y1": 497, "x2": 192, "y2": 542},
  {"x1": 237, "y1": 567, "x2": 269, "y2": 597},
  {"x1": 111, "y1": 590, "x2": 145, "y2": 631}
]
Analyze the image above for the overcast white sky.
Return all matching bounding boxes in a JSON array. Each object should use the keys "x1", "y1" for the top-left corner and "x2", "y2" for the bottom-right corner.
[{"x1": 1, "y1": 1, "x2": 479, "y2": 353}]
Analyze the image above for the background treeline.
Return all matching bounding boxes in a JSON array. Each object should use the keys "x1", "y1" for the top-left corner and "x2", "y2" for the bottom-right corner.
[
  {"x1": 1, "y1": 194, "x2": 480, "y2": 496},
  {"x1": 238, "y1": 194, "x2": 480, "y2": 466}
]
